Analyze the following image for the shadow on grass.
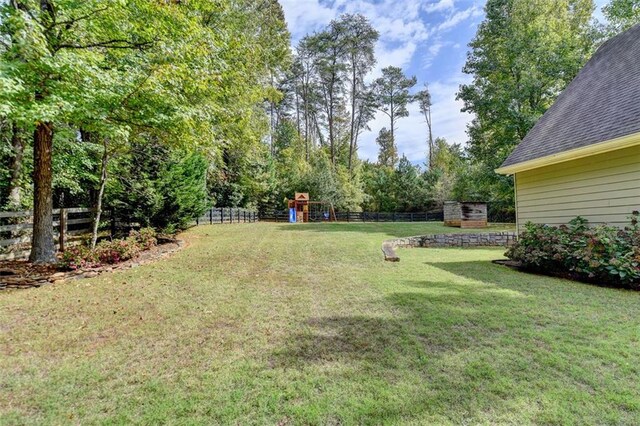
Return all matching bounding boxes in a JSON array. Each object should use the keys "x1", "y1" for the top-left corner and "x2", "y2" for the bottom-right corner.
[
  {"x1": 270, "y1": 261, "x2": 640, "y2": 423},
  {"x1": 423, "y1": 259, "x2": 640, "y2": 297},
  {"x1": 270, "y1": 280, "x2": 538, "y2": 422},
  {"x1": 273, "y1": 222, "x2": 509, "y2": 238}
]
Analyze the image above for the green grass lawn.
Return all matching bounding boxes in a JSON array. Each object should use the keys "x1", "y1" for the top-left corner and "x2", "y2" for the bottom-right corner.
[{"x1": 2, "y1": 222, "x2": 640, "y2": 425}]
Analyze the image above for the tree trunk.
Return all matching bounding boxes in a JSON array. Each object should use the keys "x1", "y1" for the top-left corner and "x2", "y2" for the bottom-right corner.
[
  {"x1": 303, "y1": 75, "x2": 310, "y2": 160},
  {"x1": 427, "y1": 108, "x2": 433, "y2": 170},
  {"x1": 295, "y1": 87, "x2": 301, "y2": 136},
  {"x1": 91, "y1": 138, "x2": 109, "y2": 249},
  {"x1": 29, "y1": 122, "x2": 56, "y2": 264},
  {"x1": 8, "y1": 123, "x2": 24, "y2": 208},
  {"x1": 348, "y1": 62, "x2": 357, "y2": 172},
  {"x1": 390, "y1": 94, "x2": 395, "y2": 142}
]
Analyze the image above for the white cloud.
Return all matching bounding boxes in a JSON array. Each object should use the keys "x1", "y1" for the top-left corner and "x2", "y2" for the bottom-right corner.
[
  {"x1": 359, "y1": 70, "x2": 474, "y2": 164},
  {"x1": 437, "y1": 5, "x2": 483, "y2": 32},
  {"x1": 422, "y1": 0, "x2": 455, "y2": 14},
  {"x1": 371, "y1": 42, "x2": 418, "y2": 78},
  {"x1": 279, "y1": 0, "x2": 338, "y2": 41},
  {"x1": 279, "y1": 0, "x2": 480, "y2": 164}
]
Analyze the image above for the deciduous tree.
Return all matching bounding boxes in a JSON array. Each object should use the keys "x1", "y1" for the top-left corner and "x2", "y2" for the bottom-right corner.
[{"x1": 457, "y1": 0, "x2": 596, "y2": 202}]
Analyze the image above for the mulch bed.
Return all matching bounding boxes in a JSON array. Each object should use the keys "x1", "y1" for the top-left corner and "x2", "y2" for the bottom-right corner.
[{"x1": 0, "y1": 238, "x2": 184, "y2": 291}]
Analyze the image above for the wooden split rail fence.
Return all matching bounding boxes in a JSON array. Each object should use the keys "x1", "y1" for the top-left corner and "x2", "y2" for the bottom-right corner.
[
  {"x1": 1, "y1": 206, "x2": 258, "y2": 260},
  {"x1": 0, "y1": 208, "x2": 98, "y2": 260}
]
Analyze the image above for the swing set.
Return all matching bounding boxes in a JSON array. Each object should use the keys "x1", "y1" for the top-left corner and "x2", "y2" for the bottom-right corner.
[{"x1": 287, "y1": 193, "x2": 337, "y2": 223}]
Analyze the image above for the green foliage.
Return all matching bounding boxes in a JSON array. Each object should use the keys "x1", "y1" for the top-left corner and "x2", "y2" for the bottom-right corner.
[
  {"x1": 372, "y1": 66, "x2": 417, "y2": 139},
  {"x1": 506, "y1": 213, "x2": 640, "y2": 287},
  {"x1": 458, "y1": 0, "x2": 596, "y2": 203},
  {"x1": 361, "y1": 161, "x2": 396, "y2": 211},
  {"x1": 361, "y1": 158, "x2": 433, "y2": 213},
  {"x1": 0, "y1": 0, "x2": 291, "y2": 242},
  {"x1": 107, "y1": 142, "x2": 208, "y2": 230},
  {"x1": 375, "y1": 127, "x2": 397, "y2": 168},
  {"x1": 52, "y1": 128, "x2": 101, "y2": 204},
  {"x1": 423, "y1": 138, "x2": 464, "y2": 206},
  {"x1": 393, "y1": 156, "x2": 430, "y2": 212},
  {"x1": 603, "y1": 0, "x2": 640, "y2": 34},
  {"x1": 156, "y1": 152, "x2": 208, "y2": 230}
]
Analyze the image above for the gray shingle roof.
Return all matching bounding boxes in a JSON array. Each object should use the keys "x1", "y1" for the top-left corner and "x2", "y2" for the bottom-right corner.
[{"x1": 500, "y1": 24, "x2": 640, "y2": 169}]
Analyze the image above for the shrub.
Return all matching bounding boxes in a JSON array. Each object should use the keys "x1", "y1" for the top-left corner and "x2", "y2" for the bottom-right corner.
[
  {"x1": 59, "y1": 228, "x2": 159, "y2": 269},
  {"x1": 95, "y1": 238, "x2": 141, "y2": 264},
  {"x1": 506, "y1": 213, "x2": 640, "y2": 288},
  {"x1": 60, "y1": 245, "x2": 99, "y2": 270},
  {"x1": 129, "y1": 227, "x2": 157, "y2": 250}
]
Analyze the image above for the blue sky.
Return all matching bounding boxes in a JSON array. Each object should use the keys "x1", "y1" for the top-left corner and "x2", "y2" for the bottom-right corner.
[{"x1": 280, "y1": 0, "x2": 609, "y2": 165}]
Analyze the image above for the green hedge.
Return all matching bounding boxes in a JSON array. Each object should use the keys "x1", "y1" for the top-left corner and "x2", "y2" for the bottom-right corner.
[{"x1": 506, "y1": 213, "x2": 640, "y2": 288}]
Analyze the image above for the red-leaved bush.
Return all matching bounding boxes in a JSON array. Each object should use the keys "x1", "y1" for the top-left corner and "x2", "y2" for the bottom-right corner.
[{"x1": 59, "y1": 227, "x2": 158, "y2": 270}]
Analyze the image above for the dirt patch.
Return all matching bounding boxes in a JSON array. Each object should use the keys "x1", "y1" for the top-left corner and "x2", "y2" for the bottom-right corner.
[{"x1": 0, "y1": 239, "x2": 184, "y2": 291}]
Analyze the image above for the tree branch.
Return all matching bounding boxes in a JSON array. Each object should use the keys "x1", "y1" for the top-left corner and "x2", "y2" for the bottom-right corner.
[
  {"x1": 47, "y1": 6, "x2": 110, "y2": 31},
  {"x1": 56, "y1": 38, "x2": 155, "y2": 51}
]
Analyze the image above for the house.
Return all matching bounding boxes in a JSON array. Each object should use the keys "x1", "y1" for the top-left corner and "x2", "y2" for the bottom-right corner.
[{"x1": 496, "y1": 24, "x2": 640, "y2": 232}]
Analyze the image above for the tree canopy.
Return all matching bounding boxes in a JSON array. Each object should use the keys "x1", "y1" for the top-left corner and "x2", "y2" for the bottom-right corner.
[{"x1": 0, "y1": 0, "x2": 633, "y2": 262}]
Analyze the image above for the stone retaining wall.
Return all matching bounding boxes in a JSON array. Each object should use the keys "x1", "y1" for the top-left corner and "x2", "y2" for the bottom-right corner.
[{"x1": 382, "y1": 232, "x2": 517, "y2": 262}]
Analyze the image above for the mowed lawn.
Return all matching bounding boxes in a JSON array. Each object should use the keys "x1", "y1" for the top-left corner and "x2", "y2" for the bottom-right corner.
[{"x1": 2, "y1": 222, "x2": 640, "y2": 425}]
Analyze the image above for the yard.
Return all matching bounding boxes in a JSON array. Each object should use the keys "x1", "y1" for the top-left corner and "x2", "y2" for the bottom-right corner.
[{"x1": 1, "y1": 222, "x2": 639, "y2": 425}]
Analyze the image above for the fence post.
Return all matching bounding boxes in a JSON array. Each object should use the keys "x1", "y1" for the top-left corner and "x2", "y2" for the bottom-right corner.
[
  {"x1": 347, "y1": 212, "x2": 350, "y2": 222},
  {"x1": 209, "y1": 208, "x2": 213, "y2": 224},
  {"x1": 376, "y1": 212, "x2": 379, "y2": 222},
  {"x1": 410, "y1": 213, "x2": 414, "y2": 222},
  {"x1": 229, "y1": 208, "x2": 232, "y2": 224},
  {"x1": 237, "y1": 209, "x2": 240, "y2": 223},
  {"x1": 425, "y1": 212, "x2": 428, "y2": 222},
  {"x1": 59, "y1": 208, "x2": 67, "y2": 252},
  {"x1": 393, "y1": 212, "x2": 396, "y2": 222}
]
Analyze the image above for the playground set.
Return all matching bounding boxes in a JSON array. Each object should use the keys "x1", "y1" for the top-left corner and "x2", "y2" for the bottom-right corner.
[{"x1": 287, "y1": 193, "x2": 337, "y2": 223}]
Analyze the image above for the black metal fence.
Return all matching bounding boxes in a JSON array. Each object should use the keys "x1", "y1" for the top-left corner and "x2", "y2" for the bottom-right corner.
[
  {"x1": 259, "y1": 210, "x2": 445, "y2": 223},
  {"x1": 260, "y1": 203, "x2": 516, "y2": 224},
  {"x1": 194, "y1": 207, "x2": 258, "y2": 225}
]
